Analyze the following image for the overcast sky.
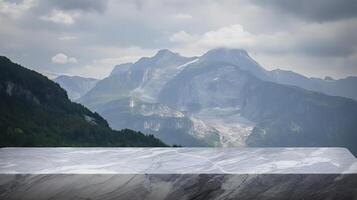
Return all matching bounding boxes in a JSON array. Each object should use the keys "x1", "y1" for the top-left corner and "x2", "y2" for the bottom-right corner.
[{"x1": 1, "y1": 0, "x2": 357, "y2": 79}]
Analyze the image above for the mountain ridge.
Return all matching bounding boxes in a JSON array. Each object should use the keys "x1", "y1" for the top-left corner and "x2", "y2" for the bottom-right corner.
[
  {"x1": 267, "y1": 68, "x2": 357, "y2": 100},
  {"x1": 54, "y1": 75, "x2": 99, "y2": 100}
]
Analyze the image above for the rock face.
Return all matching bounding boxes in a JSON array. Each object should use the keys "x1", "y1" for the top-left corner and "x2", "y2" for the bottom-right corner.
[
  {"x1": 92, "y1": 97, "x2": 219, "y2": 146},
  {"x1": 1, "y1": 148, "x2": 356, "y2": 200}
]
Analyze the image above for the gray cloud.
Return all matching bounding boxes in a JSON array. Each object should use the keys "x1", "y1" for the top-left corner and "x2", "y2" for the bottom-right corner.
[
  {"x1": 0, "y1": 0, "x2": 356, "y2": 79},
  {"x1": 44, "y1": 0, "x2": 108, "y2": 13},
  {"x1": 253, "y1": 0, "x2": 357, "y2": 22}
]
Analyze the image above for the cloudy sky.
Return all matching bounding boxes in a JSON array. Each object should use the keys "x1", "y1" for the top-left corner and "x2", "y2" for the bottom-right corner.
[{"x1": 1, "y1": 0, "x2": 357, "y2": 79}]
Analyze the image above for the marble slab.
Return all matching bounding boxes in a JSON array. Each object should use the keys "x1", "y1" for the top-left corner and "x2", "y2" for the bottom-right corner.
[
  {"x1": 1, "y1": 148, "x2": 356, "y2": 200},
  {"x1": 0, "y1": 147, "x2": 356, "y2": 174}
]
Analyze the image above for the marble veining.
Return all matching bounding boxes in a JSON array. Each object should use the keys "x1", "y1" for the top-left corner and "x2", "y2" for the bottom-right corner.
[{"x1": 0, "y1": 147, "x2": 356, "y2": 174}]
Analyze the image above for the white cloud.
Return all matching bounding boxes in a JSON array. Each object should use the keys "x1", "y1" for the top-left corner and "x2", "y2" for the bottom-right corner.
[
  {"x1": 168, "y1": 22, "x2": 357, "y2": 78},
  {"x1": 170, "y1": 24, "x2": 259, "y2": 55},
  {"x1": 171, "y1": 22, "x2": 357, "y2": 57},
  {"x1": 40, "y1": 10, "x2": 78, "y2": 25},
  {"x1": 169, "y1": 30, "x2": 197, "y2": 43},
  {"x1": 67, "y1": 46, "x2": 156, "y2": 78},
  {"x1": 170, "y1": 24, "x2": 256, "y2": 49},
  {"x1": 198, "y1": 24, "x2": 256, "y2": 48},
  {"x1": 0, "y1": 0, "x2": 37, "y2": 17},
  {"x1": 51, "y1": 53, "x2": 77, "y2": 64},
  {"x1": 69, "y1": 58, "x2": 132, "y2": 79}
]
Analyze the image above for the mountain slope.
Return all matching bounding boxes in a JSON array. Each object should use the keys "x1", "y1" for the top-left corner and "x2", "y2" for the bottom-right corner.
[
  {"x1": 79, "y1": 49, "x2": 197, "y2": 107},
  {"x1": 242, "y1": 80, "x2": 357, "y2": 153},
  {"x1": 54, "y1": 75, "x2": 98, "y2": 101},
  {"x1": 158, "y1": 58, "x2": 357, "y2": 155},
  {"x1": 92, "y1": 97, "x2": 219, "y2": 146},
  {"x1": 0, "y1": 56, "x2": 167, "y2": 147},
  {"x1": 268, "y1": 69, "x2": 357, "y2": 101},
  {"x1": 202, "y1": 48, "x2": 357, "y2": 101},
  {"x1": 200, "y1": 48, "x2": 271, "y2": 81}
]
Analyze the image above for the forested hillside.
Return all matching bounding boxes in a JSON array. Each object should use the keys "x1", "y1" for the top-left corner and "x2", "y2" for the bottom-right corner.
[{"x1": 0, "y1": 56, "x2": 167, "y2": 147}]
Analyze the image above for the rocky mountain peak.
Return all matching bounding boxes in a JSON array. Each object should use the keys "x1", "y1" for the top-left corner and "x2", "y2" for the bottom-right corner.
[
  {"x1": 110, "y1": 63, "x2": 133, "y2": 76},
  {"x1": 201, "y1": 48, "x2": 249, "y2": 60},
  {"x1": 155, "y1": 49, "x2": 178, "y2": 57}
]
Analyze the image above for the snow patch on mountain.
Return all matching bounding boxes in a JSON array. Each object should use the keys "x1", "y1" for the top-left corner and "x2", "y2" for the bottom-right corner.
[
  {"x1": 128, "y1": 97, "x2": 185, "y2": 118},
  {"x1": 130, "y1": 58, "x2": 199, "y2": 102},
  {"x1": 195, "y1": 107, "x2": 255, "y2": 147}
]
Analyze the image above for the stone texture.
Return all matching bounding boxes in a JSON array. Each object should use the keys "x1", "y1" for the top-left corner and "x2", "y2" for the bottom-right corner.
[{"x1": 0, "y1": 148, "x2": 356, "y2": 200}]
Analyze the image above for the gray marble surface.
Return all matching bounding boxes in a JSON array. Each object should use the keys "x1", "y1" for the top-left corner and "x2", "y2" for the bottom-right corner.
[
  {"x1": 2, "y1": 174, "x2": 356, "y2": 200},
  {"x1": 0, "y1": 147, "x2": 356, "y2": 174},
  {"x1": 1, "y1": 148, "x2": 357, "y2": 200}
]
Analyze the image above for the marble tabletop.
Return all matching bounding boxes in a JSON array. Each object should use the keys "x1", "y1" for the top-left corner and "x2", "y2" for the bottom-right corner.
[{"x1": 0, "y1": 147, "x2": 356, "y2": 174}]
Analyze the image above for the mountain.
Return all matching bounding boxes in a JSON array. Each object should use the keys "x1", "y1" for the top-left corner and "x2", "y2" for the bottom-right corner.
[
  {"x1": 200, "y1": 48, "x2": 271, "y2": 81},
  {"x1": 79, "y1": 49, "x2": 197, "y2": 107},
  {"x1": 196, "y1": 48, "x2": 357, "y2": 101},
  {"x1": 79, "y1": 48, "x2": 357, "y2": 155},
  {"x1": 77, "y1": 50, "x2": 215, "y2": 146},
  {"x1": 159, "y1": 58, "x2": 357, "y2": 153},
  {"x1": 54, "y1": 75, "x2": 98, "y2": 101},
  {"x1": 0, "y1": 56, "x2": 167, "y2": 147},
  {"x1": 268, "y1": 69, "x2": 357, "y2": 100},
  {"x1": 110, "y1": 63, "x2": 133, "y2": 76}
]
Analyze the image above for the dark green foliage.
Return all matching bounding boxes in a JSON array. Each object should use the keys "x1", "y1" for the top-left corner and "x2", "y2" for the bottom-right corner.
[{"x1": 0, "y1": 56, "x2": 167, "y2": 147}]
